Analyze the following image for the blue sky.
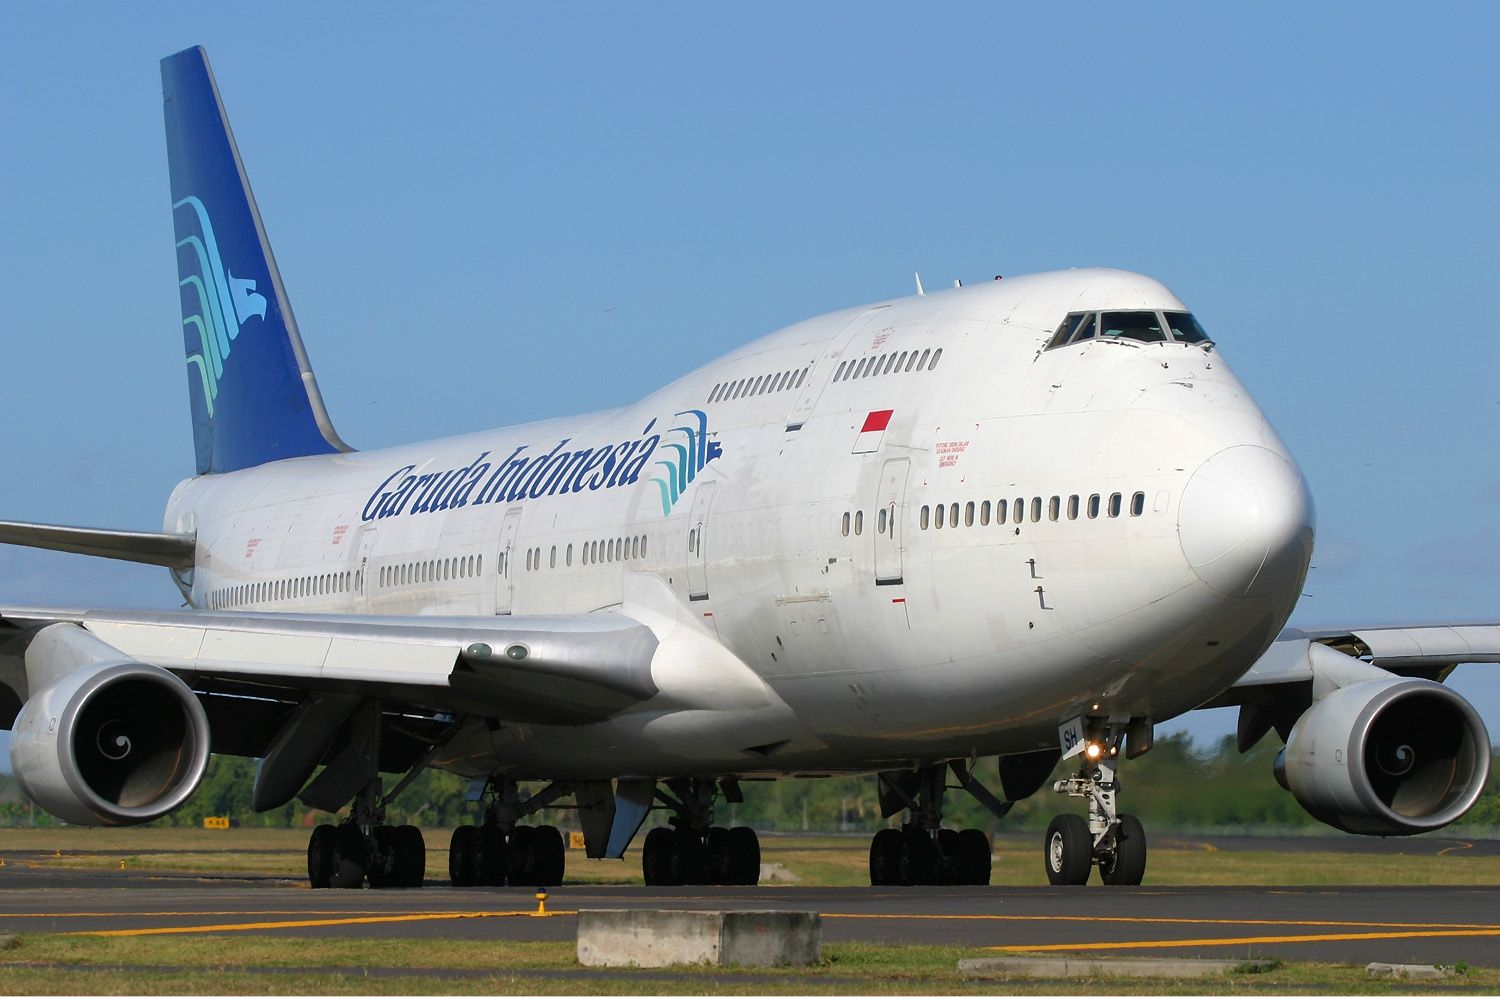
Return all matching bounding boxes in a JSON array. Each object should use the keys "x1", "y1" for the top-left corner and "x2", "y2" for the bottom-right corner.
[{"x1": 1, "y1": 3, "x2": 1497, "y2": 759}]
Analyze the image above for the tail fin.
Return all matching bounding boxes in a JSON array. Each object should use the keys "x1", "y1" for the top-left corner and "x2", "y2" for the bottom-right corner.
[{"x1": 161, "y1": 47, "x2": 350, "y2": 474}]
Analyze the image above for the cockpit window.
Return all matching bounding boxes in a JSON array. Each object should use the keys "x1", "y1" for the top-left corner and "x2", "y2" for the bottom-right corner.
[
  {"x1": 1164, "y1": 312, "x2": 1212, "y2": 344},
  {"x1": 1047, "y1": 312, "x2": 1093, "y2": 350},
  {"x1": 1045, "y1": 309, "x2": 1213, "y2": 351},
  {"x1": 1099, "y1": 311, "x2": 1166, "y2": 342}
]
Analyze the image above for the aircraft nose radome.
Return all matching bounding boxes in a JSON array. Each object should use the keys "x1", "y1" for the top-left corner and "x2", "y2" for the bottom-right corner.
[{"x1": 1177, "y1": 445, "x2": 1315, "y2": 599}]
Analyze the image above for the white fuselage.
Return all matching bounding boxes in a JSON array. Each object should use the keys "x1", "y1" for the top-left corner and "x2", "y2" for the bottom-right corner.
[{"x1": 166, "y1": 269, "x2": 1315, "y2": 779}]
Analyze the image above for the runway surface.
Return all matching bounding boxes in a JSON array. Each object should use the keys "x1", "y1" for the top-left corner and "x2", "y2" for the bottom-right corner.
[{"x1": 3, "y1": 861, "x2": 1500, "y2": 968}]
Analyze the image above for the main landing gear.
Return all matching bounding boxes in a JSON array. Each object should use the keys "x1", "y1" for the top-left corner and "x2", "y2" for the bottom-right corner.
[
  {"x1": 307, "y1": 777, "x2": 427, "y2": 889},
  {"x1": 1042, "y1": 728, "x2": 1147, "y2": 886},
  {"x1": 867, "y1": 763, "x2": 999, "y2": 886},
  {"x1": 449, "y1": 779, "x2": 569, "y2": 887},
  {"x1": 641, "y1": 778, "x2": 761, "y2": 886}
]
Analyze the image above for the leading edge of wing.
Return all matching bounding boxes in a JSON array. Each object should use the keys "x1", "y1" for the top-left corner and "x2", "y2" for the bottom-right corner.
[{"x1": 0, "y1": 520, "x2": 195, "y2": 569}]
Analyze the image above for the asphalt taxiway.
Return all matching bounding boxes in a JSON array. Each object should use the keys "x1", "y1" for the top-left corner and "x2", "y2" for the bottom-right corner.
[{"x1": 3, "y1": 860, "x2": 1499, "y2": 968}]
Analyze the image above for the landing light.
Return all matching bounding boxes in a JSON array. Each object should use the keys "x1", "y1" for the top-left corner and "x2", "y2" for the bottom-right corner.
[{"x1": 1085, "y1": 742, "x2": 1103, "y2": 761}]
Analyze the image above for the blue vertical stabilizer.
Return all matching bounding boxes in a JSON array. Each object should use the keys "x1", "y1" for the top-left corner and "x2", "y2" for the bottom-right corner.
[{"x1": 162, "y1": 47, "x2": 350, "y2": 474}]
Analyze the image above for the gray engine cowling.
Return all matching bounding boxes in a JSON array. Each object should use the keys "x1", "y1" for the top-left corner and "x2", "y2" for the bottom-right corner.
[
  {"x1": 1277, "y1": 676, "x2": 1490, "y2": 835},
  {"x1": 9, "y1": 660, "x2": 211, "y2": 826}
]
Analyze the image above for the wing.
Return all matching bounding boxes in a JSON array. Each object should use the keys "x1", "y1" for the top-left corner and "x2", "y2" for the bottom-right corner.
[
  {"x1": 1201, "y1": 622, "x2": 1500, "y2": 752},
  {"x1": 0, "y1": 605, "x2": 659, "y2": 731}
]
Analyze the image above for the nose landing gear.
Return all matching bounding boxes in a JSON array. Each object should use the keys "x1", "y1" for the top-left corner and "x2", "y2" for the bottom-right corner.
[{"x1": 1044, "y1": 730, "x2": 1148, "y2": 886}]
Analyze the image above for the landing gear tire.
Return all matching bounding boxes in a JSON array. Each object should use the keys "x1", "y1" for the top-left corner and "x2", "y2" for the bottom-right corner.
[
  {"x1": 670, "y1": 827, "x2": 707, "y2": 885},
  {"x1": 477, "y1": 825, "x2": 508, "y2": 886},
  {"x1": 728, "y1": 826, "x2": 760, "y2": 885},
  {"x1": 449, "y1": 825, "x2": 479, "y2": 886},
  {"x1": 705, "y1": 827, "x2": 734, "y2": 885},
  {"x1": 956, "y1": 828, "x2": 992, "y2": 886},
  {"x1": 308, "y1": 824, "x2": 336, "y2": 889},
  {"x1": 897, "y1": 827, "x2": 938, "y2": 887},
  {"x1": 1099, "y1": 813, "x2": 1147, "y2": 886},
  {"x1": 869, "y1": 828, "x2": 902, "y2": 886},
  {"x1": 506, "y1": 825, "x2": 538, "y2": 886},
  {"x1": 329, "y1": 822, "x2": 368, "y2": 889},
  {"x1": 1044, "y1": 813, "x2": 1092, "y2": 886},
  {"x1": 531, "y1": 825, "x2": 566, "y2": 887},
  {"x1": 394, "y1": 825, "x2": 426, "y2": 888},
  {"x1": 642, "y1": 826, "x2": 676, "y2": 886}
]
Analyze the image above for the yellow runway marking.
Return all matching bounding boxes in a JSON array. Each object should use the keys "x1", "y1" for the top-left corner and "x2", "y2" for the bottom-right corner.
[
  {"x1": 72, "y1": 911, "x2": 578, "y2": 937},
  {"x1": 991, "y1": 927, "x2": 1500, "y2": 953},
  {"x1": 823, "y1": 912, "x2": 1500, "y2": 931},
  {"x1": 1439, "y1": 842, "x2": 1474, "y2": 856}
]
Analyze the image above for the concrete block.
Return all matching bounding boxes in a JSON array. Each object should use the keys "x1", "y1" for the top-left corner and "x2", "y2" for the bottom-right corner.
[
  {"x1": 577, "y1": 909, "x2": 820, "y2": 968},
  {"x1": 958, "y1": 956, "x2": 1277, "y2": 979},
  {"x1": 1366, "y1": 963, "x2": 1453, "y2": 979}
]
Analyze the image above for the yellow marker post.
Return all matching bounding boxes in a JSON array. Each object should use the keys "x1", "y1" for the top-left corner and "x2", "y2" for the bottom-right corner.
[{"x1": 533, "y1": 888, "x2": 548, "y2": 917}]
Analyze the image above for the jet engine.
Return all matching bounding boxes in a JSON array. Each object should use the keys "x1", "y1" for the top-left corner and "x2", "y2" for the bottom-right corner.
[
  {"x1": 1276, "y1": 676, "x2": 1490, "y2": 835},
  {"x1": 9, "y1": 659, "x2": 211, "y2": 826}
]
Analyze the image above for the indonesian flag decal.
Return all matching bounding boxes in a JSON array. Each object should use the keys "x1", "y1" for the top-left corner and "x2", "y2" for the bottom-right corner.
[{"x1": 853, "y1": 409, "x2": 893, "y2": 454}]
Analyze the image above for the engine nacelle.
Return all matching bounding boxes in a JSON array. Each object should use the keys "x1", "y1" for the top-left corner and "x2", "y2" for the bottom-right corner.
[
  {"x1": 9, "y1": 660, "x2": 211, "y2": 826},
  {"x1": 1279, "y1": 676, "x2": 1490, "y2": 835}
]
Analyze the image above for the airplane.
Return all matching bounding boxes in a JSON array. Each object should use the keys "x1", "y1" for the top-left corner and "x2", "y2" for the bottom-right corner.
[{"x1": 2, "y1": 45, "x2": 1497, "y2": 892}]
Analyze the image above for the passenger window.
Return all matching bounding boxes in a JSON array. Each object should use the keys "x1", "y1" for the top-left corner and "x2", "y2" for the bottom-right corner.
[
  {"x1": 878, "y1": 508, "x2": 888, "y2": 534},
  {"x1": 854, "y1": 511, "x2": 863, "y2": 535},
  {"x1": 855, "y1": 358, "x2": 869, "y2": 378},
  {"x1": 965, "y1": 501, "x2": 975, "y2": 527},
  {"x1": 795, "y1": 368, "x2": 807, "y2": 387},
  {"x1": 1099, "y1": 311, "x2": 1166, "y2": 343},
  {"x1": 928, "y1": 348, "x2": 943, "y2": 370},
  {"x1": 949, "y1": 502, "x2": 959, "y2": 528},
  {"x1": 935, "y1": 504, "x2": 945, "y2": 529},
  {"x1": 903, "y1": 352, "x2": 918, "y2": 372},
  {"x1": 550, "y1": 546, "x2": 557, "y2": 568},
  {"x1": 1067, "y1": 495, "x2": 1079, "y2": 520},
  {"x1": 1048, "y1": 496, "x2": 1060, "y2": 521},
  {"x1": 918, "y1": 348, "x2": 931, "y2": 369},
  {"x1": 1109, "y1": 493, "x2": 1122, "y2": 517},
  {"x1": 920, "y1": 505, "x2": 930, "y2": 530},
  {"x1": 1030, "y1": 497, "x2": 1042, "y2": 523},
  {"x1": 1012, "y1": 498, "x2": 1024, "y2": 524},
  {"x1": 842, "y1": 512, "x2": 850, "y2": 537},
  {"x1": 880, "y1": 354, "x2": 895, "y2": 375},
  {"x1": 1131, "y1": 491, "x2": 1145, "y2": 516},
  {"x1": 996, "y1": 500, "x2": 1007, "y2": 525},
  {"x1": 1088, "y1": 494, "x2": 1100, "y2": 519},
  {"x1": 980, "y1": 500, "x2": 990, "y2": 526},
  {"x1": 835, "y1": 362, "x2": 848, "y2": 381}
]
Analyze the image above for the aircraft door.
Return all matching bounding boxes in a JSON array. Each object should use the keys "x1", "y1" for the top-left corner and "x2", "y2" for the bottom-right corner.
[
  {"x1": 686, "y1": 482, "x2": 717, "y2": 601},
  {"x1": 353, "y1": 526, "x2": 378, "y2": 610},
  {"x1": 784, "y1": 305, "x2": 890, "y2": 431},
  {"x1": 874, "y1": 458, "x2": 909, "y2": 585},
  {"x1": 494, "y1": 506, "x2": 523, "y2": 615}
]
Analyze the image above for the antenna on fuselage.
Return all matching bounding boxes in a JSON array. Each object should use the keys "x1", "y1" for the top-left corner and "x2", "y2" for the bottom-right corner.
[{"x1": 914, "y1": 272, "x2": 925, "y2": 296}]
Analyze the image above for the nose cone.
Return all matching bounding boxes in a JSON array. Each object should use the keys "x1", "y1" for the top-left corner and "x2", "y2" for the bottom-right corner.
[{"x1": 1178, "y1": 445, "x2": 1315, "y2": 598}]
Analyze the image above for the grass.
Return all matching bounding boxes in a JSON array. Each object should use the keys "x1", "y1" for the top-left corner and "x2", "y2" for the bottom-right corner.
[
  {"x1": 4, "y1": 827, "x2": 1499, "y2": 888},
  {"x1": 1, "y1": 937, "x2": 1497, "y2": 994}
]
